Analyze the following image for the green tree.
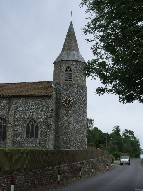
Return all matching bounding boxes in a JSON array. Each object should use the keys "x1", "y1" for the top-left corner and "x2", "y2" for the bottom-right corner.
[
  {"x1": 87, "y1": 120, "x2": 107, "y2": 148},
  {"x1": 81, "y1": 0, "x2": 143, "y2": 103},
  {"x1": 87, "y1": 118, "x2": 94, "y2": 129},
  {"x1": 87, "y1": 119, "x2": 141, "y2": 158},
  {"x1": 122, "y1": 129, "x2": 141, "y2": 157},
  {"x1": 108, "y1": 126, "x2": 123, "y2": 158},
  {"x1": 107, "y1": 126, "x2": 141, "y2": 158},
  {"x1": 87, "y1": 127, "x2": 104, "y2": 148},
  {"x1": 110, "y1": 126, "x2": 123, "y2": 151}
]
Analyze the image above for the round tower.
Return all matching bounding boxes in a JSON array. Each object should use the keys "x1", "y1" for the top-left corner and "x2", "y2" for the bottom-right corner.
[{"x1": 53, "y1": 21, "x2": 87, "y2": 150}]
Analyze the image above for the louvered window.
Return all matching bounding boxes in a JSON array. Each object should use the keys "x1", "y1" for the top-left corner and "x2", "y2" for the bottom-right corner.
[
  {"x1": 26, "y1": 119, "x2": 39, "y2": 138},
  {"x1": 0, "y1": 118, "x2": 6, "y2": 141},
  {"x1": 65, "y1": 66, "x2": 72, "y2": 81}
]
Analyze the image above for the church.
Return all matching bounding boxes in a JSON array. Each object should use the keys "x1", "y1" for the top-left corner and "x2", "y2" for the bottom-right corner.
[{"x1": 0, "y1": 21, "x2": 87, "y2": 150}]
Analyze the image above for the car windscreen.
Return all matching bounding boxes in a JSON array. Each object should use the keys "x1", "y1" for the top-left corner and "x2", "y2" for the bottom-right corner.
[{"x1": 120, "y1": 156, "x2": 129, "y2": 159}]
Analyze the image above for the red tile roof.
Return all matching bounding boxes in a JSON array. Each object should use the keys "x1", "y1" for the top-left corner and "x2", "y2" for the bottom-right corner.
[{"x1": 0, "y1": 81, "x2": 53, "y2": 97}]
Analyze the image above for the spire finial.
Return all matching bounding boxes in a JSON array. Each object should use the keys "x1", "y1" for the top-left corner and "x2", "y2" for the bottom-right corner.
[{"x1": 71, "y1": 11, "x2": 72, "y2": 19}]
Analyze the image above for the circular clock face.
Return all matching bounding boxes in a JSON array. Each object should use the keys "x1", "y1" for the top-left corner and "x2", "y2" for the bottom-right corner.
[{"x1": 62, "y1": 96, "x2": 73, "y2": 107}]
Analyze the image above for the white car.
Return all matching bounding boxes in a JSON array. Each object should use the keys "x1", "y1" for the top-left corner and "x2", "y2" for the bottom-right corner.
[{"x1": 120, "y1": 156, "x2": 130, "y2": 165}]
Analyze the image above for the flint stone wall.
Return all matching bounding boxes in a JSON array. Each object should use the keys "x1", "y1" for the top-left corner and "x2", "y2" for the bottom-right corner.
[
  {"x1": 53, "y1": 60, "x2": 87, "y2": 150},
  {"x1": 0, "y1": 156, "x2": 111, "y2": 191},
  {"x1": 0, "y1": 97, "x2": 54, "y2": 149}
]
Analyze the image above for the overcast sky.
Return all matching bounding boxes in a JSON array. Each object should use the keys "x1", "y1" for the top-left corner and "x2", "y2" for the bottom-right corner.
[{"x1": 0, "y1": 0, "x2": 143, "y2": 148}]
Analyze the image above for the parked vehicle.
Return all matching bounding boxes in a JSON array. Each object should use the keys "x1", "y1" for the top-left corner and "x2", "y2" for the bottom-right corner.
[{"x1": 120, "y1": 156, "x2": 130, "y2": 165}]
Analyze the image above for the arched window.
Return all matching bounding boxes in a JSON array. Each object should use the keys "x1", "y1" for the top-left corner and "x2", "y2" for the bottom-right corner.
[
  {"x1": 26, "y1": 119, "x2": 39, "y2": 138},
  {"x1": 65, "y1": 66, "x2": 72, "y2": 81},
  {"x1": 0, "y1": 118, "x2": 6, "y2": 141}
]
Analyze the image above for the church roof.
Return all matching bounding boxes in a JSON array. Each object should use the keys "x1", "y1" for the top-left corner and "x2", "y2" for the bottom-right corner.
[
  {"x1": 0, "y1": 81, "x2": 53, "y2": 97},
  {"x1": 54, "y1": 21, "x2": 85, "y2": 63}
]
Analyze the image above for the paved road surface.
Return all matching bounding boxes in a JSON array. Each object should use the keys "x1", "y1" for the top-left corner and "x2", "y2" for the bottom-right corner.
[{"x1": 52, "y1": 159, "x2": 143, "y2": 191}]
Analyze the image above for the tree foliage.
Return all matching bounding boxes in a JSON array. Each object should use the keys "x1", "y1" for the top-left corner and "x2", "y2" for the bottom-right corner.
[
  {"x1": 122, "y1": 129, "x2": 141, "y2": 157},
  {"x1": 87, "y1": 119, "x2": 141, "y2": 158},
  {"x1": 87, "y1": 126, "x2": 107, "y2": 148},
  {"x1": 81, "y1": 0, "x2": 143, "y2": 103},
  {"x1": 87, "y1": 118, "x2": 94, "y2": 129}
]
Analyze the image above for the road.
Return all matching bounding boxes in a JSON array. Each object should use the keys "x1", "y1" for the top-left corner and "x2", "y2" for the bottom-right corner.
[{"x1": 53, "y1": 159, "x2": 143, "y2": 191}]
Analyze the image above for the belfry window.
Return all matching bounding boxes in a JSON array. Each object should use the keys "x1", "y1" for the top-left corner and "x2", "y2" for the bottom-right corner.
[
  {"x1": 26, "y1": 119, "x2": 39, "y2": 138},
  {"x1": 65, "y1": 66, "x2": 72, "y2": 81},
  {"x1": 0, "y1": 118, "x2": 6, "y2": 141}
]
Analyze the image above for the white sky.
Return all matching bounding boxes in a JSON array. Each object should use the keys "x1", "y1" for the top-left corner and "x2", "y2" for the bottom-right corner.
[{"x1": 0, "y1": 0, "x2": 143, "y2": 148}]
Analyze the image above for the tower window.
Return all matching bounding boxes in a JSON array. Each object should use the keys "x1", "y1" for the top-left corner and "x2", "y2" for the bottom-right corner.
[
  {"x1": 26, "y1": 119, "x2": 39, "y2": 138},
  {"x1": 65, "y1": 66, "x2": 72, "y2": 81},
  {"x1": 0, "y1": 118, "x2": 6, "y2": 141}
]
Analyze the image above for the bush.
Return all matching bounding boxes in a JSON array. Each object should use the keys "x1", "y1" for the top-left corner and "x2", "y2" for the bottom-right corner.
[{"x1": 110, "y1": 154, "x2": 115, "y2": 164}]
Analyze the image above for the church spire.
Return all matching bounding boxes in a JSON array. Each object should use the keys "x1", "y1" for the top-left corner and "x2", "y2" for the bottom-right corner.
[{"x1": 54, "y1": 21, "x2": 85, "y2": 63}]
